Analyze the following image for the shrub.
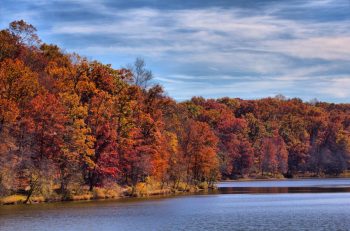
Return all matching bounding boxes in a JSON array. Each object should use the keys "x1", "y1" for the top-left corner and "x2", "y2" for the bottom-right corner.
[
  {"x1": 0, "y1": 195, "x2": 26, "y2": 205},
  {"x1": 134, "y1": 182, "x2": 148, "y2": 197},
  {"x1": 92, "y1": 188, "x2": 106, "y2": 199},
  {"x1": 198, "y1": 182, "x2": 209, "y2": 190},
  {"x1": 175, "y1": 182, "x2": 188, "y2": 191}
]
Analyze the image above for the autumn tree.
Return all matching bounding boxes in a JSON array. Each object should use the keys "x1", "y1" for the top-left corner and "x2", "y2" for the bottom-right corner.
[
  {"x1": 182, "y1": 120, "x2": 219, "y2": 185},
  {"x1": 85, "y1": 91, "x2": 118, "y2": 190},
  {"x1": 0, "y1": 59, "x2": 40, "y2": 106},
  {"x1": 18, "y1": 93, "x2": 68, "y2": 201},
  {"x1": 8, "y1": 20, "x2": 41, "y2": 47},
  {"x1": 261, "y1": 131, "x2": 288, "y2": 176}
]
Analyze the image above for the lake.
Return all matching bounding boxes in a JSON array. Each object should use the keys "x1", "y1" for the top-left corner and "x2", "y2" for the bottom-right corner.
[{"x1": 1, "y1": 178, "x2": 350, "y2": 231}]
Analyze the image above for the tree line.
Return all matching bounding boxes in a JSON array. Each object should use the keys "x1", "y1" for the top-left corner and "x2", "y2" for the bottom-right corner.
[{"x1": 0, "y1": 21, "x2": 349, "y2": 200}]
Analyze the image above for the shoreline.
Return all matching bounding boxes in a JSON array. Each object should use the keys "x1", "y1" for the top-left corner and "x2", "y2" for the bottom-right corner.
[
  {"x1": 0, "y1": 186, "x2": 211, "y2": 206},
  {"x1": 2, "y1": 176, "x2": 350, "y2": 206},
  {"x1": 221, "y1": 176, "x2": 350, "y2": 182}
]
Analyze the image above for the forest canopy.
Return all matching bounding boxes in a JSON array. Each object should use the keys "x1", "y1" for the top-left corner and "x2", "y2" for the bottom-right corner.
[{"x1": 0, "y1": 21, "x2": 349, "y2": 202}]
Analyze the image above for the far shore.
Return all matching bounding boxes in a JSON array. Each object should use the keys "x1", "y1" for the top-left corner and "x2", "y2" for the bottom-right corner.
[{"x1": 221, "y1": 175, "x2": 350, "y2": 182}]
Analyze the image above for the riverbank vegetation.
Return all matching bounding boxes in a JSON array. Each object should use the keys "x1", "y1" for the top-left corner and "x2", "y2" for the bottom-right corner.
[{"x1": 1, "y1": 21, "x2": 349, "y2": 204}]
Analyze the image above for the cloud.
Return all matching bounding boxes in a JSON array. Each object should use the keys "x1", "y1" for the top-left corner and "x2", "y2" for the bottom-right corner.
[
  {"x1": 265, "y1": 36, "x2": 350, "y2": 61},
  {"x1": 48, "y1": 6, "x2": 350, "y2": 61},
  {"x1": 317, "y1": 77, "x2": 350, "y2": 98},
  {"x1": 1, "y1": 0, "x2": 350, "y2": 102}
]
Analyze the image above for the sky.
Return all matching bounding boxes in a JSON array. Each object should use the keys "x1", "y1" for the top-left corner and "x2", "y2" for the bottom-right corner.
[{"x1": 1, "y1": 0, "x2": 350, "y2": 102}]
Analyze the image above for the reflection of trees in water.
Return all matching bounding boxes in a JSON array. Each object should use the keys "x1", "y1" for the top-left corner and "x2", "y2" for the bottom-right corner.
[{"x1": 219, "y1": 187, "x2": 350, "y2": 194}]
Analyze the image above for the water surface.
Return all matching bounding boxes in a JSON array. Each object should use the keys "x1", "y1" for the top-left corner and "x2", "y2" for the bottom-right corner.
[
  {"x1": 218, "y1": 178, "x2": 350, "y2": 194},
  {"x1": 1, "y1": 178, "x2": 349, "y2": 231},
  {"x1": 218, "y1": 178, "x2": 350, "y2": 188}
]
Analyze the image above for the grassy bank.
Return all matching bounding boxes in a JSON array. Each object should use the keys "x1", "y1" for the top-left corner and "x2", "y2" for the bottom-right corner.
[{"x1": 0, "y1": 181, "x2": 212, "y2": 205}]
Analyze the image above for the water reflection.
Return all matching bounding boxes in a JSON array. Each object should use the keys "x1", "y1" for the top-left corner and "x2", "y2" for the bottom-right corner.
[
  {"x1": 1, "y1": 192, "x2": 350, "y2": 231},
  {"x1": 1, "y1": 179, "x2": 350, "y2": 231},
  {"x1": 216, "y1": 178, "x2": 350, "y2": 194},
  {"x1": 217, "y1": 178, "x2": 350, "y2": 188},
  {"x1": 218, "y1": 186, "x2": 350, "y2": 194}
]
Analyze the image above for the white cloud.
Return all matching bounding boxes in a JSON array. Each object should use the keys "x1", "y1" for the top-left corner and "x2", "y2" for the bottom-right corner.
[
  {"x1": 3, "y1": 0, "x2": 350, "y2": 101},
  {"x1": 50, "y1": 7, "x2": 350, "y2": 62},
  {"x1": 317, "y1": 77, "x2": 350, "y2": 98},
  {"x1": 48, "y1": 5, "x2": 350, "y2": 101},
  {"x1": 265, "y1": 36, "x2": 350, "y2": 61}
]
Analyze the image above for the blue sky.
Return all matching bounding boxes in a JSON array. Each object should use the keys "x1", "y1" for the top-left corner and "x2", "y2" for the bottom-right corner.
[{"x1": 1, "y1": 0, "x2": 350, "y2": 102}]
